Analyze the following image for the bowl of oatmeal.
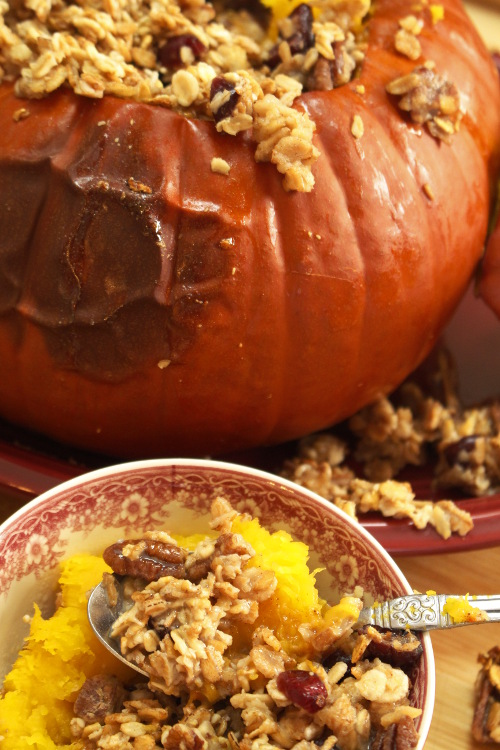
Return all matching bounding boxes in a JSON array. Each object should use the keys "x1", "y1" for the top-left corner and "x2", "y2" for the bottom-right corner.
[{"x1": 0, "y1": 458, "x2": 435, "y2": 749}]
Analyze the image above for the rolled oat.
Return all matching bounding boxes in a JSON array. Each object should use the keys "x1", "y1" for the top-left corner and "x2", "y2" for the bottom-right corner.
[{"x1": 72, "y1": 497, "x2": 423, "y2": 750}]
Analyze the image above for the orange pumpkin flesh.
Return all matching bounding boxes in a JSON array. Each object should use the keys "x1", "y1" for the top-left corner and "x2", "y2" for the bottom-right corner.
[{"x1": 0, "y1": 0, "x2": 499, "y2": 458}]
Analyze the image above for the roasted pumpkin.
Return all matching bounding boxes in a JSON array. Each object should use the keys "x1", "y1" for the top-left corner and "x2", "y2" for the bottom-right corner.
[
  {"x1": 480, "y1": 189, "x2": 500, "y2": 317},
  {"x1": 0, "y1": 0, "x2": 499, "y2": 458}
]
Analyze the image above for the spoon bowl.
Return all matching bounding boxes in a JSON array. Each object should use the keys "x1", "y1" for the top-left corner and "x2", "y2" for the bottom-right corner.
[{"x1": 87, "y1": 577, "x2": 148, "y2": 677}]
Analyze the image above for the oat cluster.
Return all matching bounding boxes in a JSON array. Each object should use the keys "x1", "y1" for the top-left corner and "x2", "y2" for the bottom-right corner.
[
  {"x1": 0, "y1": 0, "x2": 370, "y2": 191},
  {"x1": 282, "y1": 349, "x2": 500, "y2": 539},
  {"x1": 386, "y1": 62, "x2": 462, "y2": 143},
  {"x1": 71, "y1": 498, "x2": 422, "y2": 750},
  {"x1": 0, "y1": 0, "x2": 460, "y2": 191}
]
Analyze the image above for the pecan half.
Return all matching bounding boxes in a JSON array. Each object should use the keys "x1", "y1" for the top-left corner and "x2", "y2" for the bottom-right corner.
[
  {"x1": 472, "y1": 646, "x2": 500, "y2": 742},
  {"x1": 103, "y1": 539, "x2": 187, "y2": 581},
  {"x1": 371, "y1": 715, "x2": 419, "y2": 750}
]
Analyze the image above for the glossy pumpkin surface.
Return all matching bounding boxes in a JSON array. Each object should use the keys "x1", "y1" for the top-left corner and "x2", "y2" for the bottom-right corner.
[
  {"x1": 480, "y1": 200, "x2": 500, "y2": 318},
  {"x1": 0, "y1": 0, "x2": 499, "y2": 458}
]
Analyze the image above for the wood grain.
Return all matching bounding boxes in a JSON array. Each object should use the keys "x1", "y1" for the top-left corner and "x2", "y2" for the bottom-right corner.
[{"x1": 398, "y1": 548, "x2": 500, "y2": 750}]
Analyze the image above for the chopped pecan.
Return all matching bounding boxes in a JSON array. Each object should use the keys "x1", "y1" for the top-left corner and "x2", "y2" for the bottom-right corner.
[
  {"x1": 74, "y1": 675, "x2": 126, "y2": 723},
  {"x1": 163, "y1": 723, "x2": 205, "y2": 750},
  {"x1": 371, "y1": 715, "x2": 419, "y2": 750},
  {"x1": 103, "y1": 539, "x2": 187, "y2": 581},
  {"x1": 473, "y1": 646, "x2": 500, "y2": 742},
  {"x1": 307, "y1": 41, "x2": 356, "y2": 91}
]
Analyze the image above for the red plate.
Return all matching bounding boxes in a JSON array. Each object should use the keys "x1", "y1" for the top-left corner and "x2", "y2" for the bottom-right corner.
[{"x1": 1, "y1": 283, "x2": 500, "y2": 556}]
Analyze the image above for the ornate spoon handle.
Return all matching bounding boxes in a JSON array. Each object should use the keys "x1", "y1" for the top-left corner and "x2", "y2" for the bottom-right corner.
[{"x1": 357, "y1": 593, "x2": 499, "y2": 630}]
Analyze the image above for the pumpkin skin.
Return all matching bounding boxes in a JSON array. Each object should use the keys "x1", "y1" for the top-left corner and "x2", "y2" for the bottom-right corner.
[
  {"x1": 0, "y1": 0, "x2": 499, "y2": 458},
  {"x1": 480, "y1": 204, "x2": 500, "y2": 318}
]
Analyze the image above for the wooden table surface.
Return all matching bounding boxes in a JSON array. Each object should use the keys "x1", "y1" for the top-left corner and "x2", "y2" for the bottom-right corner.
[{"x1": 397, "y1": 547, "x2": 500, "y2": 750}]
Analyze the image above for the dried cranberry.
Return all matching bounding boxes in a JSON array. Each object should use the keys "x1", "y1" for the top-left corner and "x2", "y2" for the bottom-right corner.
[
  {"x1": 267, "y1": 3, "x2": 314, "y2": 69},
  {"x1": 158, "y1": 34, "x2": 206, "y2": 69},
  {"x1": 322, "y1": 649, "x2": 352, "y2": 677},
  {"x1": 442, "y1": 435, "x2": 478, "y2": 466},
  {"x1": 363, "y1": 630, "x2": 423, "y2": 671},
  {"x1": 276, "y1": 669, "x2": 328, "y2": 714},
  {"x1": 210, "y1": 77, "x2": 240, "y2": 123},
  {"x1": 288, "y1": 4, "x2": 314, "y2": 51}
]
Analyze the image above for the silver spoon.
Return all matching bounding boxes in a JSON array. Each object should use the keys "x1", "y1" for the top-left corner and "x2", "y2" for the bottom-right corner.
[
  {"x1": 88, "y1": 577, "x2": 148, "y2": 677},
  {"x1": 87, "y1": 579, "x2": 500, "y2": 676}
]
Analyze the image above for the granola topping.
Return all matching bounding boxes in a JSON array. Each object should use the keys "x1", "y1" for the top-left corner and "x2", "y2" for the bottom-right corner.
[
  {"x1": 0, "y1": 0, "x2": 461, "y2": 190},
  {"x1": 386, "y1": 64, "x2": 462, "y2": 142},
  {"x1": 0, "y1": 0, "x2": 370, "y2": 191},
  {"x1": 72, "y1": 497, "x2": 423, "y2": 750}
]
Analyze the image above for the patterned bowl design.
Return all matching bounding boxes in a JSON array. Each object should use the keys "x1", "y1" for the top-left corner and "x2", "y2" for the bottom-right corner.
[{"x1": 0, "y1": 458, "x2": 435, "y2": 747}]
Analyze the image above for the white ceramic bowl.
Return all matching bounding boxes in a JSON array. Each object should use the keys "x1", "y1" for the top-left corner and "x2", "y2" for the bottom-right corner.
[{"x1": 0, "y1": 458, "x2": 435, "y2": 747}]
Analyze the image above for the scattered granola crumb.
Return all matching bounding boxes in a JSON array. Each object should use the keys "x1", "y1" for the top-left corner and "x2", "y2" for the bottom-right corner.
[
  {"x1": 157, "y1": 359, "x2": 171, "y2": 369},
  {"x1": 423, "y1": 182, "x2": 435, "y2": 200},
  {"x1": 279, "y1": 347, "x2": 500, "y2": 539},
  {"x1": 395, "y1": 28, "x2": 422, "y2": 61},
  {"x1": 211, "y1": 156, "x2": 231, "y2": 175},
  {"x1": 351, "y1": 113, "x2": 364, "y2": 138},
  {"x1": 386, "y1": 65, "x2": 462, "y2": 142},
  {"x1": 253, "y1": 92, "x2": 320, "y2": 192},
  {"x1": 127, "y1": 177, "x2": 153, "y2": 194},
  {"x1": 12, "y1": 107, "x2": 29, "y2": 121},
  {"x1": 399, "y1": 15, "x2": 424, "y2": 35},
  {"x1": 355, "y1": 84, "x2": 366, "y2": 95}
]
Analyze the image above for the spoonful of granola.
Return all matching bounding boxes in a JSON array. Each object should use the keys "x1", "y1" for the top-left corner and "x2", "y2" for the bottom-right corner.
[
  {"x1": 86, "y1": 496, "x2": 494, "y2": 693},
  {"x1": 88, "y1": 565, "x2": 496, "y2": 682}
]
